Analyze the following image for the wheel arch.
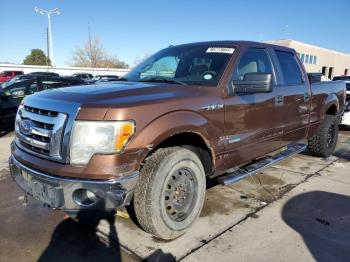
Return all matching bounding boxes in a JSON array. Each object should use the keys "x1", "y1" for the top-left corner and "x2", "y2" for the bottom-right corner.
[
  {"x1": 324, "y1": 93, "x2": 339, "y2": 116},
  {"x1": 149, "y1": 131, "x2": 214, "y2": 176},
  {"x1": 129, "y1": 111, "x2": 216, "y2": 175}
]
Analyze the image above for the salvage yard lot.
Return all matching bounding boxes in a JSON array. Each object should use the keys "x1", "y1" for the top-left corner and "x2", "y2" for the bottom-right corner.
[{"x1": 0, "y1": 131, "x2": 349, "y2": 262}]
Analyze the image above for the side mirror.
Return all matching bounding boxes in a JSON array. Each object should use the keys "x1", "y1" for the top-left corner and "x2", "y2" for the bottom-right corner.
[{"x1": 231, "y1": 73, "x2": 273, "y2": 94}]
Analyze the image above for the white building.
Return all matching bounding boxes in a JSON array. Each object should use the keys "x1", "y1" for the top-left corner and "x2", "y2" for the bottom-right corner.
[{"x1": 266, "y1": 39, "x2": 350, "y2": 79}]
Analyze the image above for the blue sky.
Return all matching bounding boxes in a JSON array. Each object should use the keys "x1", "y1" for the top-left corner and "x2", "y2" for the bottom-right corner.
[{"x1": 1, "y1": 0, "x2": 349, "y2": 66}]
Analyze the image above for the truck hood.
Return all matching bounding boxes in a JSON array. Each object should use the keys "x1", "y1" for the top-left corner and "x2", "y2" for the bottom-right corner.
[{"x1": 31, "y1": 81, "x2": 197, "y2": 107}]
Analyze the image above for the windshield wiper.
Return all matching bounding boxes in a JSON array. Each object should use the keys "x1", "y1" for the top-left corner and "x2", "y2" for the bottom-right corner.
[{"x1": 139, "y1": 77, "x2": 187, "y2": 86}]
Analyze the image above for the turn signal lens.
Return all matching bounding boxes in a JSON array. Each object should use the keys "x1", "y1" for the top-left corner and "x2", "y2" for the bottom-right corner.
[{"x1": 115, "y1": 122, "x2": 135, "y2": 151}]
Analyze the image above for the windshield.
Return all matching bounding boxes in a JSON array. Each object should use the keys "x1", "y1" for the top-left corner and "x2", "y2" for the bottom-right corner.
[{"x1": 125, "y1": 44, "x2": 235, "y2": 86}]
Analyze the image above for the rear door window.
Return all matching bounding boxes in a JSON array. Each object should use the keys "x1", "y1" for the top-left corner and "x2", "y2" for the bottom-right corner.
[{"x1": 275, "y1": 51, "x2": 303, "y2": 85}]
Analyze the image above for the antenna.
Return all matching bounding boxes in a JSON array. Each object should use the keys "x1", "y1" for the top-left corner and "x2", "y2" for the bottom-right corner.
[{"x1": 88, "y1": 22, "x2": 94, "y2": 67}]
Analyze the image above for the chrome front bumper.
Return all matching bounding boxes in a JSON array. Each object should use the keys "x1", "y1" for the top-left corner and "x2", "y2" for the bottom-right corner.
[{"x1": 9, "y1": 155, "x2": 139, "y2": 212}]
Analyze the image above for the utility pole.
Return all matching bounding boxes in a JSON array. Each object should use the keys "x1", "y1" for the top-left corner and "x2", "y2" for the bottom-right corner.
[
  {"x1": 34, "y1": 7, "x2": 60, "y2": 66},
  {"x1": 46, "y1": 27, "x2": 50, "y2": 66}
]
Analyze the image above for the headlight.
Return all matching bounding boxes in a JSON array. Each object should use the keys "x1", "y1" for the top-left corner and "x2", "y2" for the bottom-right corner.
[
  {"x1": 11, "y1": 90, "x2": 25, "y2": 97},
  {"x1": 15, "y1": 103, "x2": 24, "y2": 133},
  {"x1": 70, "y1": 120, "x2": 135, "y2": 165}
]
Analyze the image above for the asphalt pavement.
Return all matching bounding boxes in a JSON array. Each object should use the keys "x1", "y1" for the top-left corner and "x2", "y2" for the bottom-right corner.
[{"x1": 0, "y1": 130, "x2": 349, "y2": 262}]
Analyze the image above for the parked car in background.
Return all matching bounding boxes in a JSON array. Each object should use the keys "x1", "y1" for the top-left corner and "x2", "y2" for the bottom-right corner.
[
  {"x1": 27, "y1": 71, "x2": 59, "y2": 77},
  {"x1": 72, "y1": 73, "x2": 94, "y2": 83},
  {"x1": 0, "y1": 75, "x2": 85, "y2": 132},
  {"x1": 308, "y1": 72, "x2": 330, "y2": 82},
  {"x1": 333, "y1": 75, "x2": 350, "y2": 128},
  {"x1": 2, "y1": 75, "x2": 85, "y2": 101},
  {"x1": 94, "y1": 75, "x2": 121, "y2": 82},
  {"x1": 0, "y1": 70, "x2": 24, "y2": 83},
  {"x1": 1, "y1": 72, "x2": 61, "y2": 87},
  {"x1": 9, "y1": 41, "x2": 346, "y2": 240},
  {"x1": 333, "y1": 75, "x2": 350, "y2": 81},
  {"x1": 0, "y1": 98, "x2": 18, "y2": 133}
]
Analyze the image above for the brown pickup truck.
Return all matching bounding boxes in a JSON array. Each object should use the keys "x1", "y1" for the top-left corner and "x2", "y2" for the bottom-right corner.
[{"x1": 9, "y1": 41, "x2": 346, "y2": 240}]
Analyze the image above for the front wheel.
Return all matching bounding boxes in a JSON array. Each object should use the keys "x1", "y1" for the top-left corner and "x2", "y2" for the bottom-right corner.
[
  {"x1": 308, "y1": 115, "x2": 339, "y2": 157},
  {"x1": 133, "y1": 147, "x2": 206, "y2": 240}
]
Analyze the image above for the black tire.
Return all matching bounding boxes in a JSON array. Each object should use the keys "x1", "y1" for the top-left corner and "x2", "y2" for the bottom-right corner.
[
  {"x1": 308, "y1": 115, "x2": 339, "y2": 157},
  {"x1": 133, "y1": 147, "x2": 206, "y2": 240}
]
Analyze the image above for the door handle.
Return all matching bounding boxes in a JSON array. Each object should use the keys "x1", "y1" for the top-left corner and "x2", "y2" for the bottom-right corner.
[{"x1": 275, "y1": 95, "x2": 284, "y2": 106}]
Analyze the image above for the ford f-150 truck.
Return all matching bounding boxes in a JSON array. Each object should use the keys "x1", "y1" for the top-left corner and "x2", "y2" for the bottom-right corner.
[{"x1": 9, "y1": 41, "x2": 346, "y2": 240}]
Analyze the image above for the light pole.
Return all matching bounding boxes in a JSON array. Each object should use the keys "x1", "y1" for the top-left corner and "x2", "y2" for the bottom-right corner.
[{"x1": 34, "y1": 7, "x2": 60, "y2": 66}]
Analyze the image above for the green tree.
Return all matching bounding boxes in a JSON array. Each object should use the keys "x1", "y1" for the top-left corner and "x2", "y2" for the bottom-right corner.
[{"x1": 23, "y1": 49, "x2": 51, "y2": 66}]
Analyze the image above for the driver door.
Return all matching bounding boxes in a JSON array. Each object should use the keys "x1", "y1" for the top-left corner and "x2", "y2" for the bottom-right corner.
[{"x1": 223, "y1": 47, "x2": 285, "y2": 169}]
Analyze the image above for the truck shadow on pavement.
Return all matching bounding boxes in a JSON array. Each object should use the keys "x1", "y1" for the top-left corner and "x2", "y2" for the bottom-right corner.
[
  {"x1": 38, "y1": 209, "x2": 176, "y2": 262},
  {"x1": 282, "y1": 191, "x2": 350, "y2": 262},
  {"x1": 333, "y1": 147, "x2": 350, "y2": 161},
  {"x1": 38, "y1": 213, "x2": 122, "y2": 262}
]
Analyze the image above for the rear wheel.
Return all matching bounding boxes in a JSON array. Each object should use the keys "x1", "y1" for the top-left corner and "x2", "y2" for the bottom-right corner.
[
  {"x1": 133, "y1": 147, "x2": 206, "y2": 240},
  {"x1": 308, "y1": 115, "x2": 339, "y2": 157}
]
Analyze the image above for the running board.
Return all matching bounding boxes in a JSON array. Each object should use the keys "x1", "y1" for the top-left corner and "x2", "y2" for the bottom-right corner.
[{"x1": 218, "y1": 143, "x2": 307, "y2": 186}]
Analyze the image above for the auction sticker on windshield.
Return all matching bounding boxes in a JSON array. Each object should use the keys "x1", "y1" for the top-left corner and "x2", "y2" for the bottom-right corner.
[{"x1": 206, "y1": 47, "x2": 235, "y2": 54}]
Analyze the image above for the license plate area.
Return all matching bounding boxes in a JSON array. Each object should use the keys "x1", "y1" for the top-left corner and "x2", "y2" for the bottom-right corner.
[{"x1": 18, "y1": 170, "x2": 64, "y2": 208}]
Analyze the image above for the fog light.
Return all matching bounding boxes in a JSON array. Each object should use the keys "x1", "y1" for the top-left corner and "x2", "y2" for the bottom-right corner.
[{"x1": 72, "y1": 189, "x2": 97, "y2": 206}]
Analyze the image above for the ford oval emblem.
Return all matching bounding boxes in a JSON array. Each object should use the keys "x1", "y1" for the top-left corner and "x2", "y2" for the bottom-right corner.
[{"x1": 20, "y1": 119, "x2": 34, "y2": 136}]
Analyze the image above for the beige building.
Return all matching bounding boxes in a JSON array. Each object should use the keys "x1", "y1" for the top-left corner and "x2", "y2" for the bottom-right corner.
[{"x1": 266, "y1": 39, "x2": 350, "y2": 79}]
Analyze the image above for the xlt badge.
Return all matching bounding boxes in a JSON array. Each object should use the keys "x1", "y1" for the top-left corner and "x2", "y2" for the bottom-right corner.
[{"x1": 201, "y1": 104, "x2": 224, "y2": 111}]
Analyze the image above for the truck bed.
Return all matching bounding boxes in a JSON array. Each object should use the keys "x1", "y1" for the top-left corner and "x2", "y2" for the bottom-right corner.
[{"x1": 310, "y1": 80, "x2": 346, "y2": 123}]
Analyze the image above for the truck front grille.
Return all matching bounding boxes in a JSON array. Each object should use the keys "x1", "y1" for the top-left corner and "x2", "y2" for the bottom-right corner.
[{"x1": 15, "y1": 105, "x2": 68, "y2": 161}]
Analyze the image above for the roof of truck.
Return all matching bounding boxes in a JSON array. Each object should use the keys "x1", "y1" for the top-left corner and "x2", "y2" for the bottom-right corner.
[{"x1": 171, "y1": 40, "x2": 296, "y2": 53}]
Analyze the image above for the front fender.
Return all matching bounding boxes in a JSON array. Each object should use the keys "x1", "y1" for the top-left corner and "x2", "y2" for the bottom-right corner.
[{"x1": 127, "y1": 110, "x2": 215, "y2": 158}]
